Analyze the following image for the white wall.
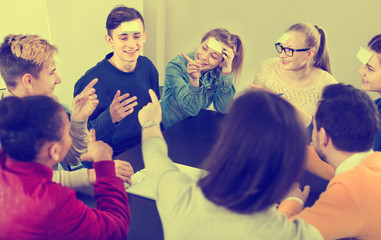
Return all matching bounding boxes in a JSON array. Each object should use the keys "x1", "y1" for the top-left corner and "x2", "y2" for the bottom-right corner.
[
  {"x1": 47, "y1": 0, "x2": 143, "y2": 108},
  {"x1": 0, "y1": 0, "x2": 143, "y2": 107},
  {"x1": 2, "y1": 1, "x2": 381, "y2": 102},
  {"x1": 143, "y1": 0, "x2": 381, "y2": 99},
  {"x1": 0, "y1": 0, "x2": 51, "y2": 89}
]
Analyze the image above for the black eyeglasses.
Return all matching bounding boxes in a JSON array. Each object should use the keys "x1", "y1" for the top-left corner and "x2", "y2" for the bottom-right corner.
[{"x1": 275, "y1": 43, "x2": 310, "y2": 57}]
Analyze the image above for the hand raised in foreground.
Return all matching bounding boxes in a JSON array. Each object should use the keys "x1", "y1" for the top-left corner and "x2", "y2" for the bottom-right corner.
[
  {"x1": 138, "y1": 89, "x2": 162, "y2": 127},
  {"x1": 81, "y1": 129, "x2": 113, "y2": 162},
  {"x1": 71, "y1": 78, "x2": 99, "y2": 121}
]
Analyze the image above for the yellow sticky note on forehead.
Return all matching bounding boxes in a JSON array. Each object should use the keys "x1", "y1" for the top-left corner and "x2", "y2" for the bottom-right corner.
[
  {"x1": 207, "y1": 38, "x2": 223, "y2": 53},
  {"x1": 54, "y1": 55, "x2": 61, "y2": 64},
  {"x1": 121, "y1": 21, "x2": 141, "y2": 33},
  {"x1": 276, "y1": 33, "x2": 289, "y2": 44},
  {"x1": 357, "y1": 47, "x2": 373, "y2": 65}
]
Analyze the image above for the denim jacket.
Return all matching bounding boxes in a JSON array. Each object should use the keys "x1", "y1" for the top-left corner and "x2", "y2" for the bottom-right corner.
[{"x1": 161, "y1": 52, "x2": 235, "y2": 128}]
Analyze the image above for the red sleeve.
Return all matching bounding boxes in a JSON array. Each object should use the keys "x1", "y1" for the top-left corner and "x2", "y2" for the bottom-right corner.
[{"x1": 52, "y1": 161, "x2": 130, "y2": 240}]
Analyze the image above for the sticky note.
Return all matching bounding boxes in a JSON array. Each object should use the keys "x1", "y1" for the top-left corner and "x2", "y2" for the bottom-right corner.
[
  {"x1": 357, "y1": 46, "x2": 372, "y2": 65},
  {"x1": 121, "y1": 21, "x2": 141, "y2": 34},
  {"x1": 276, "y1": 33, "x2": 289, "y2": 44},
  {"x1": 207, "y1": 37, "x2": 223, "y2": 53},
  {"x1": 126, "y1": 164, "x2": 208, "y2": 200},
  {"x1": 54, "y1": 55, "x2": 61, "y2": 64}
]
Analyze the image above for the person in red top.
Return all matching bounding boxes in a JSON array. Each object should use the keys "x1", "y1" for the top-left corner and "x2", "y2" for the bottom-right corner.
[
  {"x1": 279, "y1": 83, "x2": 381, "y2": 240},
  {"x1": 0, "y1": 96, "x2": 130, "y2": 240}
]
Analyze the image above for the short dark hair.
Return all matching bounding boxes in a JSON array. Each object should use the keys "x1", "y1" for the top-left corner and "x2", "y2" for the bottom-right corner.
[
  {"x1": 368, "y1": 34, "x2": 381, "y2": 54},
  {"x1": 0, "y1": 96, "x2": 64, "y2": 162},
  {"x1": 0, "y1": 34, "x2": 57, "y2": 88},
  {"x1": 198, "y1": 90, "x2": 307, "y2": 214},
  {"x1": 315, "y1": 83, "x2": 379, "y2": 152},
  {"x1": 106, "y1": 5, "x2": 145, "y2": 36}
]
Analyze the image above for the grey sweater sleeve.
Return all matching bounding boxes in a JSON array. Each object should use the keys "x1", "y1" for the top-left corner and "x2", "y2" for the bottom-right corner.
[
  {"x1": 52, "y1": 169, "x2": 91, "y2": 190},
  {"x1": 61, "y1": 118, "x2": 89, "y2": 166}
]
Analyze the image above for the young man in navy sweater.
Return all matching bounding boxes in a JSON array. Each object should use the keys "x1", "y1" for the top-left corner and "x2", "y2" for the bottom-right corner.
[{"x1": 74, "y1": 5, "x2": 160, "y2": 157}]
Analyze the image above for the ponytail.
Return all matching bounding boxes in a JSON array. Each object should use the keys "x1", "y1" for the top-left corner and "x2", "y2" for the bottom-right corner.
[
  {"x1": 314, "y1": 25, "x2": 332, "y2": 74},
  {"x1": 231, "y1": 34, "x2": 244, "y2": 84}
]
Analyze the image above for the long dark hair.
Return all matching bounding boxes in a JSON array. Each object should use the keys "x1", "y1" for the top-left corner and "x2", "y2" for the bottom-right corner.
[
  {"x1": 0, "y1": 96, "x2": 64, "y2": 162},
  {"x1": 198, "y1": 90, "x2": 307, "y2": 213}
]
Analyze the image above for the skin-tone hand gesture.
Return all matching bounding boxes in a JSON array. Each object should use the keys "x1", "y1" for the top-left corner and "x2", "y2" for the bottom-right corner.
[
  {"x1": 181, "y1": 52, "x2": 201, "y2": 87},
  {"x1": 219, "y1": 46, "x2": 235, "y2": 74},
  {"x1": 80, "y1": 129, "x2": 113, "y2": 162},
  {"x1": 283, "y1": 182, "x2": 311, "y2": 204},
  {"x1": 138, "y1": 89, "x2": 162, "y2": 126},
  {"x1": 114, "y1": 160, "x2": 134, "y2": 186},
  {"x1": 109, "y1": 90, "x2": 138, "y2": 123},
  {"x1": 71, "y1": 78, "x2": 99, "y2": 121},
  {"x1": 87, "y1": 160, "x2": 134, "y2": 185}
]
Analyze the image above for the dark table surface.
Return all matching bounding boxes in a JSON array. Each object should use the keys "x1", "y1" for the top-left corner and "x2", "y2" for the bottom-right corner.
[{"x1": 77, "y1": 109, "x2": 328, "y2": 240}]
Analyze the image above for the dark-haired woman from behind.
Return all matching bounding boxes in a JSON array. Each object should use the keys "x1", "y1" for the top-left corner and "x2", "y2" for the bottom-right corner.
[
  {"x1": 137, "y1": 89, "x2": 323, "y2": 239},
  {"x1": 0, "y1": 96, "x2": 129, "y2": 240}
]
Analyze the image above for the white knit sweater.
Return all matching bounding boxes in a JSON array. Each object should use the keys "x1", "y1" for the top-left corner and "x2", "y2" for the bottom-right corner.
[{"x1": 253, "y1": 58, "x2": 337, "y2": 116}]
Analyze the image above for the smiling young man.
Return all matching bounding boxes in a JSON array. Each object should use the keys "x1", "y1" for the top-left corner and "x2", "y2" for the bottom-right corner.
[
  {"x1": 74, "y1": 5, "x2": 160, "y2": 157},
  {"x1": 0, "y1": 34, "x2": 133, "y2": 191}
]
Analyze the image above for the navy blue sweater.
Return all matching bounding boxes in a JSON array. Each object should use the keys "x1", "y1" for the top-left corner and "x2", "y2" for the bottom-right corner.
[
  {"x1": 374, "y1": 98, "x2": 381, "y2": 151},
  {"x1": 74, "y1": 53, "x2": 160, "y2": 156}
]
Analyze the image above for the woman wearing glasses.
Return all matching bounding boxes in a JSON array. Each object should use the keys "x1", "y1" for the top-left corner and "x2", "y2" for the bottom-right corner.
[{"x1": 252, "y1": 23, "x2": 336, "y2": 116}]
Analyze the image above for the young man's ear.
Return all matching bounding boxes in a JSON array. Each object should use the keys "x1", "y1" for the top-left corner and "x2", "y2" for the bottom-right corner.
[
  {"x1": 21, "y1": 73, "x2": 33, "y2": 89},
  {"x1": 143, "y1": 31, "x2": 147, "y2": 43},
  {"x1": 105, "y1": 34, "x2": 113, "y2": 48},
  {"x1": 307, "y1": 49, "x2": 316, "y2": 59},
  {"x1": 319, "y1": 127, "x2": 329, "y2": 147}
]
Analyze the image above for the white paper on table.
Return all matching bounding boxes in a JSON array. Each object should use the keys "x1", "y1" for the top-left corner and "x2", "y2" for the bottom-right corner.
[{"x1": 126, "y1": 163, "x2": 208, "y2": 200}]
